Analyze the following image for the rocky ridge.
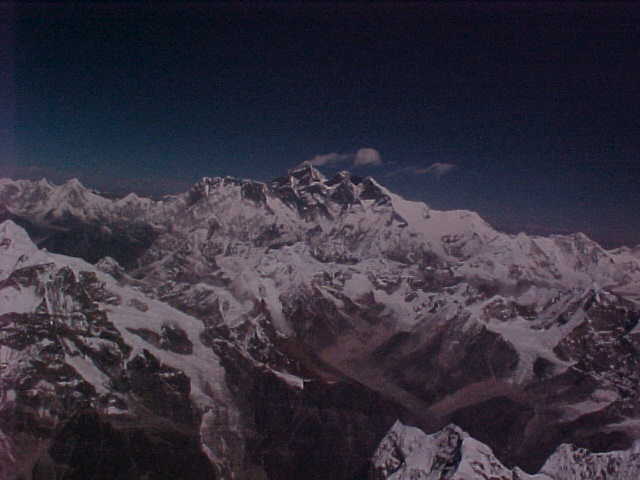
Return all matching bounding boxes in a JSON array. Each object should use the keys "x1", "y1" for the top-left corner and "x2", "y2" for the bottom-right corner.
[{"x1": 371, "y1": 420, "x2": 640, "y2": 480}]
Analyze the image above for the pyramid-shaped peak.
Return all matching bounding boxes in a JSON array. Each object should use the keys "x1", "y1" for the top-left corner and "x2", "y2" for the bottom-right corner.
[
  {"x1": 288, "y1": 161, "x2": 326, "y2": 184},
  {"x1": 360, "y1": 176, "x2": 391, "y2": 202},
  {"x1": 37, "y1": 178, "x2": 53, "y2": 188},
  {"x1": 63, "y1": 177, "x2": 86, "y2": 189},
  {"x1": 326, "y1": 170, "x2": 352, "y2": 186}
]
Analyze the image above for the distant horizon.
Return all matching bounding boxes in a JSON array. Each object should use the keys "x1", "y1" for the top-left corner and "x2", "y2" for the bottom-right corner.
[{"x1": 2, "y1": 163, "x2": 632, "y2": 250}]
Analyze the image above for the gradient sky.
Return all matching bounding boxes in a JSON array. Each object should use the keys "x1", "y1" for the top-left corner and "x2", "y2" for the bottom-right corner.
[{"x1": 4, "y1": 2, "x2": 640, "y2": 247}]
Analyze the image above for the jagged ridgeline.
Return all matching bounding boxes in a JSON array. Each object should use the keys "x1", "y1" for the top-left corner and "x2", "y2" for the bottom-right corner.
[{"x1": 1, "y1": 165, "x2": 640, "y2": 479}]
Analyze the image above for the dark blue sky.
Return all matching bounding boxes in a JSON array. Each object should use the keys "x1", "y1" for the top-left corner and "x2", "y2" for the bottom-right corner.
[{"x1": 4, "y1": 2, "x2": 640, "y2": 247}]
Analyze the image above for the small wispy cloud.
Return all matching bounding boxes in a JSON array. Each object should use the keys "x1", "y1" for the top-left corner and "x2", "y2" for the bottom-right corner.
[
  {"x1": 416, "y1": 162, "x2": 457, "y2": 178},
  {"x1": 308, "y1": 152, "x2": 351, "y2": 167},
  {"x1": 385, "y1": 162, "x2": 457, "y2": 179},
  {"x1": 304, "y1": 147, "x2": 383, "y2": 169}
]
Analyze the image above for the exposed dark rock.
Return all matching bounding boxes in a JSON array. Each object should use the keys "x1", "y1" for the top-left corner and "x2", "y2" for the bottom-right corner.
[
  {"x1": 241, "y1": 181, "x2": 268, "y2": 204},
  {"x1": 127, "y1": 298, "x2": 149, "y2": 312},
  {"x1": 39, "y1": 221, "x2": 158, "y2": 269},
  {"x1": 125, "y1": 350, "x2": 194, "y2": 425},
  {"x1": 449, "y1": 396, "x2": 535, "y2": 467},
  {"x1": 211, "y1": 339, "x2": 404, "y2": 480},
  {"x1": 126, "y1": 327, "x2": 161, "y2": 348},
  {"x1": 160, "y1": 323, "x2": 193, "y2": 355},
  {"x1": 45, "y1": 410, "x2": 216, "y2": 480},
  {"x1": 388, "y1": 320, "x2": 520, "y2": 405}
]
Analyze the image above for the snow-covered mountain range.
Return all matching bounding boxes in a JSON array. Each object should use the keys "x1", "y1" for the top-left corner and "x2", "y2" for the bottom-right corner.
[
  {"x1": 371, "y1": 421, "x2": 640, "y2": 480},
  {"x1": 2, "y1": 163, "x2": 640, "y2": 478}
]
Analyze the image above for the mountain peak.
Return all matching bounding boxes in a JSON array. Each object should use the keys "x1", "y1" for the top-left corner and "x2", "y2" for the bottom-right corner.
[
  {"x1": 326, "y1": 170, "x2": 352, "y2": 186},
  {"x1": 360, "y1": 176, "x2": 391, "y2": 203},
  {"x1": 63, "y1": 177, "x2": 85, "y2": 189},
  {"x1": 37, "y1": 178, "x2": 53, "y2": 188},
  {"x1": 288, "y1": 161, "x2": 326, "y2": 185},
  {"x1": 0, "y1": 219, "x2": 29, "y2": 240},
  {"x1": 0, "y1": 220, "x2": 38, "y2": 271}
]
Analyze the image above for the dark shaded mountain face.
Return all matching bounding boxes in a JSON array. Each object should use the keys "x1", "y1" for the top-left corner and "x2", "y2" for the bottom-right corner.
[{"x1": 1, "y1": 164, "x2": 640, "y2": 479}]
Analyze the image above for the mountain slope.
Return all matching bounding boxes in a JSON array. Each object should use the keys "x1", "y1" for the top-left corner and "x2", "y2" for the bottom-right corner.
[
  {"x1": 0, "y1": 220, "x2": 403, "y2": 479},
  {"x1": 2, "y1": 164, "x2": 640, "y2": 475},
  {"x1": 0, "y1": 220, "x2": 243, "y2": 479}
]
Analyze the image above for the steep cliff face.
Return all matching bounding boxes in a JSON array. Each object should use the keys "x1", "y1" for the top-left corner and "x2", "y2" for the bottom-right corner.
[{"x1": 2, "y1": 165, "x2": 640, "y2": 477}]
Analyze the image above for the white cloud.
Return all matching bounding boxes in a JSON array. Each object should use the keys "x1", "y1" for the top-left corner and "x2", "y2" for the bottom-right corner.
[
  {"x1": 302, "y1": 147, "x2": 383, "y2": 169},
  {"x1": 353, "y1": 148, "x2": 383, "y2": 166},
  {"x1": 308, "y1": 152, "x2": 350, "y2": 167},
  {"x1": 385, "y1": 162, "x2": 458, "y2": 179},
  {"x1": 416, "y1": 162, "x2": 457, "y2": 178}
]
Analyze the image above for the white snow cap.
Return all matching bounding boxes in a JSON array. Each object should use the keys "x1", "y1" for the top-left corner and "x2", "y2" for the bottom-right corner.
[{"x1": 0, "y1": 220, "x2": 33, "y2": 245}]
